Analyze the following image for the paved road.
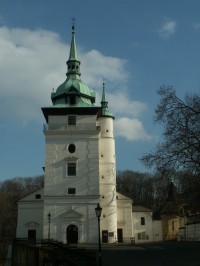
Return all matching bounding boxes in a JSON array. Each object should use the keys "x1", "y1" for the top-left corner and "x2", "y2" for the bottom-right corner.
[{"x1": 100, "y1": 242, "x2": 200, "y2": 266}]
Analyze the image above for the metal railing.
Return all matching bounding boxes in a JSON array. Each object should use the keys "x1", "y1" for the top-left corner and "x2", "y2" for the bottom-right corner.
[
  {"x1": 43, "y1": 123, "x2": 100, "y2": 131},
  {"x1": 15, "y1": 238, "x2": 66, "y2": 247},
  {"x1": 103, "y1": 237, "x2": 135, "y2": 244},
  {"x1": 15, "y1": 237, "x2": 136, "y2": 246}
]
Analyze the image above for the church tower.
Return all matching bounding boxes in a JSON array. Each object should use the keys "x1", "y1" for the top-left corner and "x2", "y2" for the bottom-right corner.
[{"x1": 42, "y1": 25, "x2": 117, "y2": 243}]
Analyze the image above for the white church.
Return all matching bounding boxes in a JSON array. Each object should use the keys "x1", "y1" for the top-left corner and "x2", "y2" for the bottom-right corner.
[{"x1": 16, "y1": 25, "x2": 134, "y2": 244}]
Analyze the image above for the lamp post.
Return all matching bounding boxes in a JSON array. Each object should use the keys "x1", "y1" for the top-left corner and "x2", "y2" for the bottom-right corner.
[
  {"x1": 47, "y1": 212, "x2": 51, "y2": 244},
  {"x1": 95, "y1": 203, "x2": 102, "y2": 266}
]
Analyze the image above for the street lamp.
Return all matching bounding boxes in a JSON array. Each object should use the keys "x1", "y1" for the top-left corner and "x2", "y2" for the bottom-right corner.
[
  {"x1": 95, "y1": 203, "x2": 102, "y2": 266},
  {"x1": 47, "y1": 212, "x2": 51, "y2": 244}
]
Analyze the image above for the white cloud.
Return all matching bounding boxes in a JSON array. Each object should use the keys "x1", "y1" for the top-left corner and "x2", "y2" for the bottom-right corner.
[
  {"x1": 0, "y1": 27, "x2": 67, "y2": 124},
  {"x1": 109, "y1": 92, "x2": 146, "y2": 117},
  {"x1": 81, "y1": 50, "x2": 127, "y2": 87},
  {"x1": 0, "y1": 26, "x2": 153, "y2": 141},
  {"x1": 115, "y1": 117, "x2": 152, "y2": 141},
  {"x1": 158, "y1": 19, "x2": 177, "y2": 39},
  {"x1": 0, "y1": 26, "x2": 128, "y2": 124}
]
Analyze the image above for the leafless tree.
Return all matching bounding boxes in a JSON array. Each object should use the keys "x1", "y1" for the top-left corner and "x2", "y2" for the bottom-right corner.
[
  {"x1": 141, "y1": 85, "x2": 200, "y2": 175},
  {"x1": 117, "y1": 170, "x2": 155, "y2": 208},
  {"x1": 0, "y1": 175, "x2": 44, "y2": 239}
]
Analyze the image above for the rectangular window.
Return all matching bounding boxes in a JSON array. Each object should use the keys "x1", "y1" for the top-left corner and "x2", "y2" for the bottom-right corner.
[
  {"x1": 138, "y1": 232, "x2": 146, "y2": 240},
  {"x1": 68, "y1": 188, "x2": 76, "y2": 195},
  {"x1": 108, "y1": 232, "x2": 114, "y2": 237},
  {"x1": 141, "y1": 217, "x2": 145, "y2": 225},
  {"x1": 67, "y1": 163, "x2": 76, "y2": 176},
  {"x1": 68, "y1": 115, "x2": 76, "y2": 125},
  {"x1": 35, "y1": 194, "x2": 41, "y2": 199}
]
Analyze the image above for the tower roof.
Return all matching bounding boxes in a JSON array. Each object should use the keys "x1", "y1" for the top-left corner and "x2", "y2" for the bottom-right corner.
[
  {"x1": 159, "y1": 182, "x2": 179, "y2": 215},
  {"x1": 51, "y1": 25, "x2": 96, "y2": 107},
  {"x1": 100, "y1": 81, "x2": 114, "y2": 119},
  {"x1": 42, "y1": 25, "x2": 115, "y2": 123},
  {"x1": 68, "y1": 24, "x2": 78, "y2": 61}
]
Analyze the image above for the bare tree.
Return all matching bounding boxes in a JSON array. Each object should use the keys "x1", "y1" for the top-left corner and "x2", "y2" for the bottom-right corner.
[
  {"x1": 141, "y1": 85, "x2": 200, "y2": 175},
  {"x1": 0, "y1": 175, "x2": 44, "y2": 239},
  {"x1": 116, "y1": 170, "x2": 154, "y2": 208}
]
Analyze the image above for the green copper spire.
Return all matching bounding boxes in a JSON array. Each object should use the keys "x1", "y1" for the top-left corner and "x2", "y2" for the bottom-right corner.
[
  {"x1": 101, "y1": 81, "x2": 107, "y2": 108},
  {"x1": 101, "y1": 81, "x2": 114, "y2": 118},
  {"x1": 66, "y1": 23, "x2": 81, "y2": 78},
  {"x1": 69, "y1": 23, "x2": 78, "y2": 60},
  {"x1": 51, "y1": 24, "x2": 96, "y2": 107}
]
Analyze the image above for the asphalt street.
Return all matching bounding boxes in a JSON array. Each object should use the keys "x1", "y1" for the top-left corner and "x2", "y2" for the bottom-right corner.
[{"x1": 100, "y1": 242, "x2": 200, "y2": 266}]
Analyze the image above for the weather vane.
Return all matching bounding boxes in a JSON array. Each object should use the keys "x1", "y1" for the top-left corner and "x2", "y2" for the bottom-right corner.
[{"x1": 102, "y1": 79, "x2": 105, "y2": 88}]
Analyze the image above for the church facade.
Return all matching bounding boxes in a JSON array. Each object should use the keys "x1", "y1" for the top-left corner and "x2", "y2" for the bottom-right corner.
[{"x1": 16, "y1": 26, "x2": 133, "y2": 244}]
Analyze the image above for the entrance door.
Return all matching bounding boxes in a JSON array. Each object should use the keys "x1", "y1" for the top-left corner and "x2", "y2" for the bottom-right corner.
[
  {"x1": 67, "y1": 225, "x2": 78, "y2": 244},
  {"x1": 102, "y1": 230, "x2": 108, "y2": 243},
  {"x1": 117, "y1": 228, "x2": 123, "y2": 243},
  {"x1": 28, "y1": 229, "x2": 36, "y2": 242}
]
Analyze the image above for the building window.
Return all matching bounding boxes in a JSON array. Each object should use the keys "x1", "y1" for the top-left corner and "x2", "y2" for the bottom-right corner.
[
  {"x1": 35, "y1": 194, "x2": 41, "y2": 199},
  {"x1": 68, "y1": 115, "x2": 76, "y2": 125},
  {"x1": 108, "y1": 232, "x2": 114, "y2": 237},
  {"x1": 141, "y1": 217, "x2": 145, "y2": 225},
  {"x1": 67, "y1": 163, "x2": 76, "y2": 176},
  {"x1": 138, "y1": 232, "x2": 147, "y2": 240},
  {"x1": 68, "y1": 144, "x2": 76, "y2": 153},
  {"x1": 68, "y1": 188, "x2": 76, "y2": 195},
  {"x1": 69, "y1": 95, "x2": 76, "y2": 105}
]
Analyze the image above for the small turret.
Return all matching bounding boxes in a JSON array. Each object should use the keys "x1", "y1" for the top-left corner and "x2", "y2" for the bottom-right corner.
[{"x1": 100, "y1": 81, "x2": 114, "y2": 119}]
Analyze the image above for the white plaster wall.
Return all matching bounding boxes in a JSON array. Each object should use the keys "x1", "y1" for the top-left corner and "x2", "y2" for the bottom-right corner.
[
  {"x1": 185, "y1": 223, "x2": 200, "y2": 241},
  {"x1": 132, "y1": 211, "x2": 153, "y2": 243},
  {"x1": 16, "y1": 189, "x2": 44, "y2": 239},
  {"x1": 167, "y1": 217, "x2": 181, "y2": 239},
  {"x1": 43, "y1": 114, "x2": 100, "y2": 243},
  {"x1": 98, "y1": 117, "x2": 118, "y2": 242},
  {"x1": 117, "y1": 206, "x2": 133, "y2": 239},
  {"x1": 116, "y1": 193, "x2": 133, "y2": 241},
  {"x1": 42, "y1": 200, "x2": 99, "y2": 243},
  {"x1": 16, "y1": 202, "x2": 43, "y2": 239},
  {"x1": 152, "y1": 220, "x2": 163, "y2": 242},
  {"x1": 44, "y1": 114, "x2": 100, "y2": 197},
  {"x1": 48, "y1": 115, "x2": 97, "y2": 130}
]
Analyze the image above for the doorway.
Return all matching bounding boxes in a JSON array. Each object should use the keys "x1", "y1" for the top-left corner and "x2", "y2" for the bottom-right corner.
[
  {"x1": 102, "y1": 230, "x2": 108, "y2": 243},
  {"x1": 28, "y1": 229, "x2": 36, "y2": 242},
  {"x1": 117, "y1": 228, "x2": 123, "y2": 243},
  {"x1": 66, "y1": 224, "x2": 78, "y2": 244}
]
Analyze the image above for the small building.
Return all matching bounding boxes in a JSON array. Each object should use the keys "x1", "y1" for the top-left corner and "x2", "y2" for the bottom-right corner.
[
  {"x1": 158, "y1": 182, "x2": 182, "y2": 240},
  {"x1": 185, "y1": 214, "x2": 200, "y2": 241},
  {"x1": 132, "y1": 206, "x2": 162, "y2": 243}
]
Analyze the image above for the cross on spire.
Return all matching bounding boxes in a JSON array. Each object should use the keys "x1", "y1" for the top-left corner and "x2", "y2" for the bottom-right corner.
[{"x1": 72, "y1": 18, "x2": 76, "y2": 32}]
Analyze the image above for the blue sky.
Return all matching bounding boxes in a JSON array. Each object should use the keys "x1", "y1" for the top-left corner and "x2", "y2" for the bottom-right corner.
[{"x1": 1, "y1": 0, "x2": 200, "y2": 180}]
